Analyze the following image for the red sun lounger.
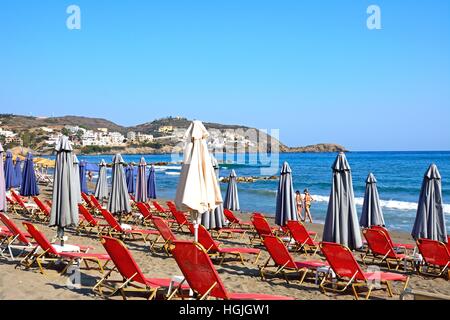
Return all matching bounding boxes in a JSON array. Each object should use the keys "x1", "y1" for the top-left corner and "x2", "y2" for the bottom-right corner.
[
  {"x1": 20, "y1": 222, "x2": 110, "y2": 275},
  {"x1": 77, "y1": 204, "x2": 110, "y2": 235},
  {"x1": 197, "y1": 225, "x2": 260, "y2": 265},
  {"x1": 319, "y1": 242, "x2": 410, "y2": 300},
  {"x1": 260, "y1": 235, "x2": 327, "y2": 284},
  {"x1": 286, "y1": 220, "x2": 320, "y2": 256},
  {"x1": 362, "y1": 228, "x2": 414, "y2": 271},
  {"x1": 93, "y1": 236, "x2": 190, "y2": 300},
  {"x1": 0, "y1": 213, "x2": 35, "y2": 260},
  {"x1": 416, "y1": 238, "x2": 450, "y2": 280},
  {"x1": 169, "y1": 240, "x2": 294, "y2": 300},
  {"x1": 223, "y1": 209, "x2": 253, "y2": 229},
  {"x1": 371, "y1": 225, "x2": 416, "y2": 251}
]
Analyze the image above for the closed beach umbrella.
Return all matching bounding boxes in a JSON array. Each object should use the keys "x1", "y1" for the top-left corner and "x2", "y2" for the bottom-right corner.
[
  {"x1": 175, "y1": 121, "x2": 222, "y2": 241},
  {"x1": 49, "y1": 136, "x2": 79, "y2": 245},
  {"x1": 14, "y1": 158, "x2": 22, "y2": 188},
  {"x1": 202, "y1": 156, "x2": 226, "y2": 230},
  {"x1": 94, "y1": 159, "x2": 109, "y2": 201},
  {"x1": 20, "y1": 153, "x2": 39, "y2": 197},
  {"x1": 275, "y1": 162, "x2": 298, "y2": 226},
  {"x1": 411, "y1": 164, "x2": 447, "y2": 242},
  {"x1": 147, "y1": 165, "x2": 157, "y2": 199},
  {"x1": 126, "y1": 163, "x2": 136, "y2": 195},
  {"x1": 0, "y1": 143, "x2": 6, "y2": 212},
  {"x1": 360, "y1": 173, "x2": 385, "y2": 228},
  {"x1": 72, "y1": 155, "x2": 82, "y2": 203},
  {"x1": 135, "y1": 157, "x2": 148, "y2": 203},
  {"x1": 323, "y1": 152, "x2": 363, "y2": 250},
  {"x1": 4, "y1": 151, "x2": 14, "y2": 190},
  {"x1": 224, "y1": 170, "x2": 240, "y2": 211},
  {"x1": 108, "y1": 154, "x2": 131, "y2": 220},
  {"x1": 79, "y1": 160, "x2": 89, "y2": 194}
]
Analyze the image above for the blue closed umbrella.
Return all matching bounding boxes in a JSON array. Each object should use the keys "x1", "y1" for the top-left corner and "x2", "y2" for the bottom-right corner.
[
  {"x1": 20, "y1": 153, "x2": 39, "y2": 197},
  {"x1": 275, "y1": 162, "x2": 298, "y2": 226},
  {"x1": 147, "y1": 164, "x2": 157, "y2": 199},
  {"x1": 79, "y1": 161, "x2": 89, "y2": 194},
  {"x1": 4, "y1": 151, "x2": 15, "y2": 190},
  {"x1": 14, "y1": 158, "x2": 22, "y2": 188},
  {"x1": 126, "y1": 163, "x2": 136, "y2": 194}
]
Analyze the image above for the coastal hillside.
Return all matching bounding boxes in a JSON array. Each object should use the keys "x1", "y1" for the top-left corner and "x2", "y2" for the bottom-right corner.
[{"x1": 0, "y1": 113, "x2": 346, "y2": 155}]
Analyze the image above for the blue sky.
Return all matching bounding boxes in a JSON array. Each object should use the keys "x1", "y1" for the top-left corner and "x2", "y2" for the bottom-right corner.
[{"x1": 0, "y1": 1, "x2": 449, "y2": 151}]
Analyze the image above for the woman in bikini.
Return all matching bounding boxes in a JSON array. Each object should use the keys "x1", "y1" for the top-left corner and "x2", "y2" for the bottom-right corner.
[
  {"x1": 295, "y1": 190, "x2": 304, "y2": 221},
  {"x1": 303, "y1": 189, "x2": 314, "y2": 223}
]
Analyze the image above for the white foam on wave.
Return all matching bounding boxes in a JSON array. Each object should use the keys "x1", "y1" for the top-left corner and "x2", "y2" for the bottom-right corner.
[
  {"x1": 313, "y1": 194, "x2": 450, "y2": 214},
  {"x1": 154, "y1": 165, "x2": 182, "y2": 172},
  {"x1": 165, "y1": 171, "x2": 180, "y2": 176}
]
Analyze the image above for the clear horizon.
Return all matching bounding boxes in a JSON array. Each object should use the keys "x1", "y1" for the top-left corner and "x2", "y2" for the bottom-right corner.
[{"x1": 1, "y1": 1, "x2": 449, "y2": 152}]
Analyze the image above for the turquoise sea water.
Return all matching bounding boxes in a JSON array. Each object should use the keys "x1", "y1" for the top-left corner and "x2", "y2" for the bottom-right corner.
[{"x1": 68, "y1": 152, "x2": 450, "y2": 233}]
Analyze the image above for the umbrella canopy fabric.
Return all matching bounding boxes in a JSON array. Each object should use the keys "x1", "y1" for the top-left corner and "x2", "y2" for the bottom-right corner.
[
  {"x1": 411, "y1": 164, "x2": 448, "y2": 242},
  {"x1": 13, "y1": 158, "x2": 22, "y2": 188},
  {"x1": 72, "y1": 155, "x2": 82, "y2": 204},
  {"x1": 49, "y1": 136, "x2": 79, "y2": 228},
  {"x1": 323, "y1": 152, "x2": 363, "y2": 250},
  {"x1": 0, "y1": 143, "x2": 6, "y2": 212},
  {"x1": 175, "y1": 121, "x2": 222, "y2": 240},
  {"x1": 125, "y1": 164, "x2": 136, "y2": 194},
  {"x1": 4, "y1": 151, "x2": 15, "y2": 190},
  {"x1": 275, "y1": 162, "x2": 298, "y2": 226},
  {"x1": 360, "y1": 173, "x2": 385, "y2": 228},
  {"x1": 224, "y1": 170, "x2": 240, "y2": 211},
  {"x1": 135, "y1": 157, "x2": 148, "y2": 203},
  {"x1": 147, "y1": 165, "x2": 157, "y2": 199},
  {"x1": 107, "y1": 154, "x2": 131, "y2": 215},
  {"x1": 79, "y1": 160, "x2": 89, "y2": 194},
  {"x1": 201, "y1": 156, "x2": 226, "y2": 229},
  {"x1": 94, "y1": 159, "x2": 109, "y2": 200},
  {"x1": 20, "y1": 153, "x2": 39, "y2": 197}
]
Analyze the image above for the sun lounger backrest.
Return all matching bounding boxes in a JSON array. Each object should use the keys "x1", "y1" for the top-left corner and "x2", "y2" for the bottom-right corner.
[
  {"x1": 78, "y1": 204, "x2": 97, "y2": 226},
  {"x1": 263, "y1": 235, "x2": 296, "y2": 269},
  {"x1": 172, "y1": 240, "x2": 229, "y2": 299},
  {"x1": 417, "y1": 239, "x2": 450, "y2": 267},
  {"x1": 152, "y1": 217, "x2": 176, "y2": 242},
  {"x1": 100, "y1": 209, "x2": 122, "y2": 232},
  {"x1": 90, "y1": 195, "x2": 103, "y2": 211},
  {"x1": 363, "y1": 228, "x2": 397, "y2": 258},
  {"x1": 370, "y1": 225, "x2": 395, "y2": 246},
  {"x1": 251, "y1": 215, "x2": 273, "y2": 237},
  {"x1": 0, "y1": 213, "x2": 31, "y2": 244},
  {"x1": 166, "y1": 201, "x2": 176, "y2": 210},
  {"x1": 197, "y1": 225, "x2": 220, "y2": 252},
  {"x1": 101, "y1": 236, "x2": 147, "y2": 285},
  {"x1": 224, "y1": 209, "x2": 239, "y2": 223},
  {"x1": 320, "y1": 242, "x2": 366, "y2": 281},
  {"x1": 136, "y1": 202, "x2": 152, "y2": 219},
  {"x1": 287, "y1": 221, "x2": 314, "y2": 246},
  {"x1": 33, "y1": 196, "x2": 50, "y2": 215},
  {"x1": 171, "y1": 209, "x2": 189, "y2": 225},
  {"x1": 11, "y1": 190, "x2": 26, "y2": 208},
  {"x1": 22, "y1": 222, "x2": 58, "y2": 255},
  {"x1": 152, "y1": 201, "x2": 166, "y2": 213},
  {"x1": 81, "y1": 192, "x2": 93, "y2": 207}
]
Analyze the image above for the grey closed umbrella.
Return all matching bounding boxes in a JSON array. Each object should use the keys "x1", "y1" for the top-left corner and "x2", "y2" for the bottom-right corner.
[
  {"x1": 72, "y1": 155, "x2": 82, "y2": 204},
  {"x1": 275, "y1": 162, "x2": 298, "y2": 226},
  {"x1": 360, "y1": 173, "x2": 385, "y2": 228},
  {"x1": 323, "y1": 152, "x2": 363, "y2": 250},
  {"x1": 107, "y1": 154, "x2": 131, "y2": 222},
  {"x1": 411, "y1": 164, "x2": 447, "y2": 242},
  {"x1": 49, "y1": 136, "x2": 79, "y2": 245},
  {"x1": 135, "y1": 157, "x2": 148, "y2": 203},
  {"x1": 94, "y1": 159, "x2": 109, "y2": 202},
  {"x1": 202, "y1": 156, "x2": 226, "y2": 229},
  {"x1": 224, "y1": 169, "x2": 240, "y2": 211}
]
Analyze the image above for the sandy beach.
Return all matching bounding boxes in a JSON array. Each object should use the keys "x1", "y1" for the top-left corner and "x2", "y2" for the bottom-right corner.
[{"x1": 0, "y1": 185, "x2": 448, "y2": 301}]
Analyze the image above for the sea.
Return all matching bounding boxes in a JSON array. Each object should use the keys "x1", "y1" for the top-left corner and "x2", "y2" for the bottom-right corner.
[{"x1": 64, "y1": 151, "x2": 450, "y2": 234}]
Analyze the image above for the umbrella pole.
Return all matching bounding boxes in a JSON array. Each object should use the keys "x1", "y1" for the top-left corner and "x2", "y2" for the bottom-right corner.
[{"x1": 57, "y1": 226, "x2": 65, "y2": 246}]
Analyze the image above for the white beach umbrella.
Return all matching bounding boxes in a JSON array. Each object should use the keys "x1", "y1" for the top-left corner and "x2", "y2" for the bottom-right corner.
[{"x1": 175, "y1": 121, "x2": 223, "y2": 241}]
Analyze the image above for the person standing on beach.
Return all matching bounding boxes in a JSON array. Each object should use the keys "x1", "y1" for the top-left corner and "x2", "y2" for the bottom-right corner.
[
  {"x1": 295, "y1": 190, "x2": 304, "y2": 221},
  {"x1": 303, "y1": 189, "x2": 314, "y2": 223},
  {"x1": 87, "y1": 171, "x2": 93, "y2": 182}
]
